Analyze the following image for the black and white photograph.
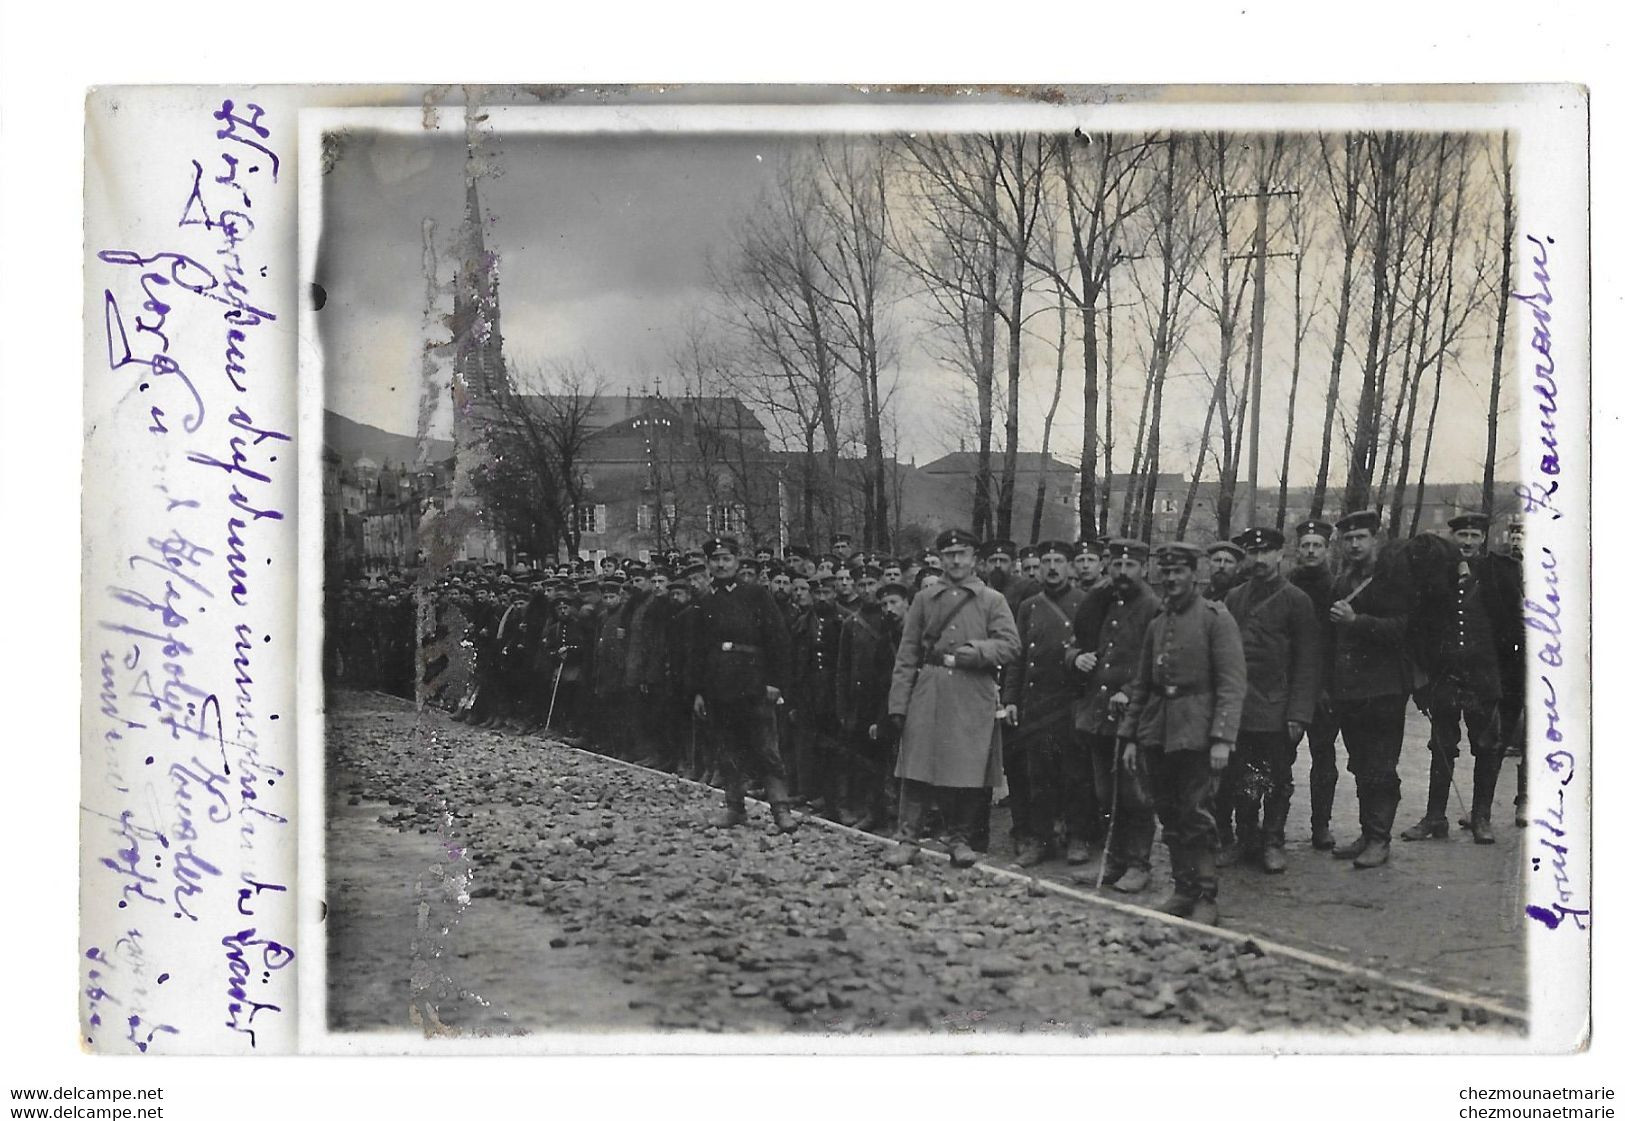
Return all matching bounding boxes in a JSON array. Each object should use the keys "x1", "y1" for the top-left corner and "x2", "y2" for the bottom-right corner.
[{"x1": 303, "y1": 90, "x2": 1585, "y2": 1051}]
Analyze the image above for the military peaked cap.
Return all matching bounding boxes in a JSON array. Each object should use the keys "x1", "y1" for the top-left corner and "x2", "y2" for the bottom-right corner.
[
  {"x1": 702, "y1": 535, "x2": 741, "y2": 557},
  {"x1": 1295, "y1": 518, "x2": 1335, "y2": 541},
  {"x1": 1155, "y1": 541, "x2": 1206, "y2": 568},
  {"x1": 1017, "y1": 544, "x2": 1041, "y2": 560},
  {"x1": 1207, "y1": 541, "x2": 1244, "y2": 562},
  {"x1": 878, "y1": 581, "x2": 912, "y2": 601},
  {"x1": 935, "y1": 528, "x2": 980, "y2": 552},
  {"x1": 1233, "y1": 526, "x2": 1285, "y2": 552},
  {"x1": 1036, "y1": 539, "x2": 1075, "y2": 560},
  {"x1": 1105, "y1": 538, "x2": 1149, "y2": 562},
  {"x1": 1335, "y1": 509, "x2": 1381, "y2": 534},
  {"x1": 1447, "y1": 512, "x2": 1491, "y2": 532}
]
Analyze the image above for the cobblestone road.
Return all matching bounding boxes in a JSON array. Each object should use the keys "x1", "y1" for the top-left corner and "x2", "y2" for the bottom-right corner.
[{"x1": 323, "y1": 690, "x2": 1524, "y2": 1041}]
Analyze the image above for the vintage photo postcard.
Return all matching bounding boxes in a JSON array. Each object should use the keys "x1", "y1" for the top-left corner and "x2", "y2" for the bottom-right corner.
[{"x1": 79, "y1": 84, "x2": 1589, "y2": 1058}]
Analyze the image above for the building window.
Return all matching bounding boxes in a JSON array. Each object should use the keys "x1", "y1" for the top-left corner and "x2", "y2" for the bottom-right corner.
[
  {"x1": 637, "y1": 504, "x2": 654, "y2": 533},
  {"x1": 706, "y1": 504, "x2": 746, "y2": 534},
  {"x1": 573, "y1": 503, "x2": 604, "y2": 534}
]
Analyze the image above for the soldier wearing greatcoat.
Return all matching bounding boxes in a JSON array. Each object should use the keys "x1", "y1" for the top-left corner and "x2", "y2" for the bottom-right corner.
[{"x1": 886, "y1": 528, "x2": 1021, "y2": 869}]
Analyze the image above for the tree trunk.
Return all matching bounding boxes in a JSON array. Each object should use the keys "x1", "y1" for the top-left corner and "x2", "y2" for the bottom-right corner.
[
  {"x1": 1482, "y1": 130, "x2": 1515, "y2": 514},
  {"x1": 1275, "y1": 204, "x2": 1307, "y2": 530},
  {"x1": 1345, "y1": 133, "x2": 1399, "y2": 512},
  {"x1": 1312, "y1": 135, "x2": 1361, "y2": 519},
  {"x1": 1177, "y1": 372, "x2": 1224, "y2": 538},
  {"x1": 1032, "y1": 293, "x2": 1068, "y2": 543}
]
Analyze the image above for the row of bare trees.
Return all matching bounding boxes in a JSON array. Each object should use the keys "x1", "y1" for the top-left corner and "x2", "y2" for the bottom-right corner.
[{"x1": 468, "y1": 128, "x2": 1521, "y2": 559}]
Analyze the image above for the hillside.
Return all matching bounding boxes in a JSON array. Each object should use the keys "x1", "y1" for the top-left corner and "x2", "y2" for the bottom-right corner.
[{"x1": 325, "y1": 410, "x2": 453, "y2": 468}]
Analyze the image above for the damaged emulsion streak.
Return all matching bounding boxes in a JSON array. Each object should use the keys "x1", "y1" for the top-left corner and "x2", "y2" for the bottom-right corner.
[
  {"x1": 1511, "y1": 234, "x2": 1587, "y2": 936},
  {"x1": 90, "y1": 98, "x2": 292, "y2": 1052}
]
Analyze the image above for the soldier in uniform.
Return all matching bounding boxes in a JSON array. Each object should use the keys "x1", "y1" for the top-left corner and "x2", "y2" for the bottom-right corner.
[
  {"x1": 1499, "y1": 519, "x2": 1529, "y2": 828},
  {"x1": 1223, "y1": 527, "x2": 1321, "y2": 873},
  {"x1": 1001, "y1": 541, "x2": 1091, "y2": 867},
  {"x1": 686, "y1": 535, "x2": 798, "y2": 832},
  {"x1": 589, "y1": 574, "x2": 633, "y2": 757},
  {"x1": 837, "y1": 576, "x2": 903, "y2": 831},
  {"x1": 1018, "y1": 544, "x2": 1042, "y2": 585},
  {"x1": 1205, "y1": 541, "x2": 1244, "y2": 601},
  {"x1": 668, "y1": 565, "x2": 711, "y2": 781},
  {"x1": 790, "y1": 574, "x2": 848, "y2": 821},
  {"x1": 885, "y1": 528, "x2": 1021, "y2": 869},
  {"x1": 1289, "y1": 518, "x2": 1343, "y2": 850},
  {"x1": 1065, "y1": 538, "x2": 1162, "y2": 891},
  {"x1": 1325, "y1": 510, "x2": 1414, "y2": 870},
  {"x1": 539, "y1": 589, "x2": 588, "y2": 733},
  {"x1": 1072, "y1": 538, "x2": 1108, "y2": 593},
  {"x1": 1402, "y1": 512, "x2": 1523, "y2": 844},
  {"x1": 626, "y1": 565, "x2": 679, "y2": 770},
  {"x1": 1118, "y1": 542, "x2": 1247, "y2": 924}
]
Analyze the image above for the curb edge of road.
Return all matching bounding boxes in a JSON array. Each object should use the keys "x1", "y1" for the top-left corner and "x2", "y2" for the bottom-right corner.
[{"x1": 426, "y1": 704, "x2": 1529, "y2": 1028}]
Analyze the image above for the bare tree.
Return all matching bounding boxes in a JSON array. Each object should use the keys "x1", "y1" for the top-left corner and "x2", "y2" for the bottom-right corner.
[
  {"x1": 1275, "y1": 148, "x2": 1327, "y2": 529},
  {"x1": 1124, "y1": 134, "x2": 1208, "y2": 540},
  {"x1": 469, "y1": 360, "x2": 603, "y2": 558},
  {"x1": 899, "y1": 133, "x2": 1054, "y2": 539},
  {"x1": 812, "y1": 138, "x2": 900, "y2": 549},
  {"x1": 712, "y1": 158, "x2": 852, "y2": 544},
  {"x1": 1030, "y1": 278, "x2": 1070, "y2": 542},
  {"x1": 1481, "y1": 130, "x2": 1516, "y2": 515},
  {"x1": 894, "y1": 142, "x2": 1004, "y2": 538},
  {"x1": 1041, "y1": 133, "x2": 1159, "y2": 539},
  {"x1": 1310, "y1": 133, "x2": 1370, "y2": 518}
]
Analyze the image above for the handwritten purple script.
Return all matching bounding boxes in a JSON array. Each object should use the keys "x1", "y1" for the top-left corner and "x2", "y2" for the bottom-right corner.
[
  {"x1": 86, "y1": 99, "x2": 293, "y2": 1052},
  {"x1": 1513, "y1": 235, "x2": 1589, "y2": 935}
]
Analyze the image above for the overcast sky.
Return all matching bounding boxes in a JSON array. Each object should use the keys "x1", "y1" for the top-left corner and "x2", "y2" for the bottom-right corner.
[{"x1": 317, "y1": 128, "x2": 1514, "y2": 486}]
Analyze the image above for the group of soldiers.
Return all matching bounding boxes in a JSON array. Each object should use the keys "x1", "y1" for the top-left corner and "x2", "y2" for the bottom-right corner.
[{"x1": 332, "y1": 510, "x2": 1526, "y2": 928}]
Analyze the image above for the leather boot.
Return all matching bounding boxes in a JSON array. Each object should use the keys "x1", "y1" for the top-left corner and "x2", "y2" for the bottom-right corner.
[
  {"x1": 1188, "y1": 847, "x2": 1219, "y2": 925},
  {"x1": 1153, "y1": 843, "x2": 1198, "y2": 918},
  {"x1": 1110, "y1": 865, "x2": 1151, "y2": 894},
  {"x1": 1259, "y1": 790, "x2": 1290, "y2": 874},
  {"x1": 1402, "y1": 749, "x2": 1453, "y2": 840},
  {"x1": 1352, "y1": 837, "x2": 1390, "y2": 868},
  {"x1": 772, "y1": 804, "x2": 800, "y2": 833},
  {"x1": 707, "y1": 803, "x2": 747, "y2": 829},
  {"x1": 1309, "y1": 754, "x2": 1337, "y2": 849},
  {"x1": 885, "y1": 781, "x2": 927, "y2": 867},
  {"x1": 1353, "y1": 793, "x2": 1393, "y2": 868},
  {"x1": 1235, "y1": 804, "x2": 1262, "y2": 864},
  {"x1": 1332, "y1": 834, "x2": 1369, "y2": 860},
  {"x1": 1471, "y1": 750, "x2": 1503, "y2": 844},
  {"x1": 947, "y1": 789, "x2": 980, "y2": 867}
]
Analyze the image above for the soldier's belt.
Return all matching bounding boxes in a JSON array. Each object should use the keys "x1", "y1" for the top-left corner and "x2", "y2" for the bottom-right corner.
[
  {"x1": 924, "y1": 652, "x2": 992, "y2": 673},
  {"x1": 1157, "y1": 684, "x2": 1209, "y2": 699},
  {"x1": 719, "y1": 642, "x2": 761, "y2": 653}
]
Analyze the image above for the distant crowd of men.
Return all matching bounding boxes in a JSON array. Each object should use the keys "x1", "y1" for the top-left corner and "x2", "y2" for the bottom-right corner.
[{"x1": 329, "y1": 513, "x2": 1526, "y2": 927}]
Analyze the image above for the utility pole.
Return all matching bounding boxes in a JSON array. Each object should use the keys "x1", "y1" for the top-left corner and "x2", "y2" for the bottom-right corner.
[{"x1": 1225, "y1": 184, "x2": 1297, "y2": 527}]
